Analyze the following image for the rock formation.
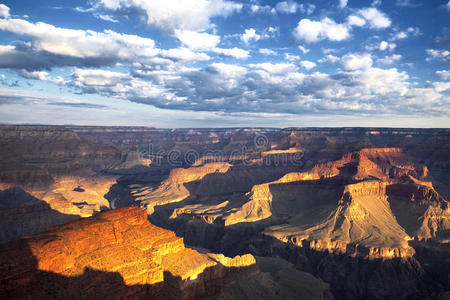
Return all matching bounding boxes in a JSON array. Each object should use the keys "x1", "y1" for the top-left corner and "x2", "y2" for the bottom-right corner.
[
  {"x1": 1, "y1": 125, "x2": 449, "y2": 300},
  {"x1": 0, "y1": 207, "x2": 333, "y2": 300}
]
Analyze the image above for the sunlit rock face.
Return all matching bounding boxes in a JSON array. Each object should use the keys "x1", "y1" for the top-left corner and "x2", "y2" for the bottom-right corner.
[
  {"x1": 154, "y1": 147, "x2": 449, "y2": 254},
  {"x1": 0, "y1": 207, "x2": 333, "y2": 300}
]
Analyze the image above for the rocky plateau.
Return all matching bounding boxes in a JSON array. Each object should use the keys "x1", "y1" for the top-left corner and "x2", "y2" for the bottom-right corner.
[{"x1": 0, "y1": 125, "x2": 449, "y2": 299}]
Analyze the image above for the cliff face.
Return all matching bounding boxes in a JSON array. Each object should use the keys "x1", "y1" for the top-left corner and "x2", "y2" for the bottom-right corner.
[
  {"x1": 0, "y1": 207, "x2": 333, "y2": 300},
  {"x1": 0, "y1": 126, "x2": 122, "y2": 242}
]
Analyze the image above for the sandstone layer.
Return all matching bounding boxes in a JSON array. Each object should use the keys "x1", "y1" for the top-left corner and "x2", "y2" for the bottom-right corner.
[{"x1": 0, "y1": 207, "x2": 333, "y2": 300}]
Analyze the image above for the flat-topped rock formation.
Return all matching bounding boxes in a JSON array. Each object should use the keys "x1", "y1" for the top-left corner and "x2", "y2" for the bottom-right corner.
[{"x1": 0, "y1": 207, "x2": 333, "y2": 300}]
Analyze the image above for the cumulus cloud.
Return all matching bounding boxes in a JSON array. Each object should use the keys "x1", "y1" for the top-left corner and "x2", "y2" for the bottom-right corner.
[
  {"x1": 275, "y1": 1, "x2": 315, "y2": 15},
  {"x1": 96, "y1": 0, "x2": 242, "y2": 32},
  {"x1": 59, "y1": 58, "x2": 449, "y2": 117},
  {"x1": 174, "y1": 30, "x2": 220, "y2": 50},
  {"x1": 339, "y1": 0, "x2": 348, "y2": 9},
  {"x1": 379, "y1": 41, "x2": 396, "y2": 51},
  {"x1": 241, "y1": 28, "x2": 260, "y2": 45},
  {"x1": 17, "y1": 69, "x2": 49, "y2": 81},
  {"x1": 0, "y1": 15, "x2": 159, "y2": 70},
  {"x1": 341, "y1": 53, "x2": 373, "y2": 70},
  {"x1": 275, "y1": 1, "x2": 299, "y2": 14},
  {"x1": 249, "y1": 4, "x2": 275, "y2": 15},
  {"x1": 436, "y1": 70, "x2": 450, "y2": 80},
  {"x1": 432, "y1": 81, "x2": 450, "y2": 92},
  {"x1": 377, "y1": 54, "x2": 402, "y2": 66},
  {"x1": 0, "y1": 4, "x2": 9, "y2": 18},
  {"x1": 298, "y1": 45, "x2": 310, "y2": 54},
  {"x1": 213, "y1": 47, "x2": 249, "y2": 59},
  {"x1": 358, "y1": 8, "x2": 391, "y2": 29},
  {"x1": 284, "y1": 53, "x2": 300, "y2": 61},
  {"x1": 347, "y1": 15, "x2": 366, "y2": 27},
  {"x1": 160, "y1": 47, "x2": 210, "y2": 62},
  {"x1": 318, "y1": 54, "x2": 340, "y2": 64},
  {"x1": 0, "y1": 3, "x2": 447, "y2": 120},
  {"x1": 293, "y1": 18, "x2": 350, "y2": 43},
  {"x1": 249, "y1": 62, "x2": 298, "y2": 74},
  {"x1": 300, "y1": 60, "x2": 316, "y2": 70},
  {"x1": 426, "y1": 49, "x2": 450, "y2": 61},
  {"x1": 259, "y1": 48, "x2": 277, "y2": 55},
  {"x1": 393, "y1": 27, "x2": 421, "y2": 40}
]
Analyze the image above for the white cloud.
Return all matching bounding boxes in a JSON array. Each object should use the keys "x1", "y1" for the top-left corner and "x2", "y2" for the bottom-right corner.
[
  {"x1": 72, "y1": 69, "x2": 129, "y2": 87},
  {"x1": 318, "y1": 54, "x2": 340, "y2": 64},
  {"x1": 379, "y1": 41, "x2": 396, "y2": 51},
  {"x1": 275, "y1": 1, "x2": 299, "y2": 14},
  {"x1": 293, "y1": 18, "x2": 350, "y2": 43},
  {"x1": 395, "y1": 32, "x2": 407, "y2": 39},
  {"x1": 241, "y1": 28, "x2": 260, "y2": 45},
  {"x1": 447, "y1": 1, "x2": 450, "y2": 11},
  {"x1": 347, "y1": 15, "x2": 366, "y2": 27},
  {"x1": 160, "y1": 47, "x2": 210, "y2": 61},
  {"x1": 341, "y1": 53, "x2": 373, "y2": 70},
  {"x1": 97, "y1": 0, "x2": 243, "y2": 32},
  {"x1": 300, "y1": 60, "x2": 316, "y2": 70},
  {"x1": 211, "y1": 62, "x2": 247, "y2": 75},
  {"x1": 436, "y1": 70, "x2": 450, "y2": 80},
  {"x1": 18, "y1": 69, "x2": 66, "y2": 85},
  {"x1": 275, "y1": 1, "x2": 315, "y2": 15},
  {"x1": 0, "y1": 4, "x2": 9, "y2": 18},
  {"x1": 0, "y1": 17, "x2": 157, "y2": 60},
  {"x1": 96, "y1": 14, "x2": 118, "y2": 23},
  {"x1": 358, "y1": 8, "x2": 391, "y2": 29},
  {"x1": 298, "y1": 45, "x2": 310, "y2": 54},
  {"x1": 339, "y1": 0, "x2": 348, "y2": 9},
  {"x1": 17, "y1": 70, "x2": 49, "y2": 81},
  {"x1": 174, "y1": 30, "x2": 220, "y2": 50},
  {"x1": 426, "y1": 49, "x2": 450, "y2": 61},
  {"x1": 393, "y1": 27, "x2": 421, "y2": 40},
  {"x1": 284, "y1": 53, "x2": 300, "y2": 61},
  {"x1": 62, "y1": 61, "x2": 448, "y2": 117},
  {"x1": 249, "y1": 4, "x2": 275, "y2": 15},
  {"x1": 432, "y1": 81, "x2": 450, "y2": 92},
  {"x1": 379, "y1": 41, "x2": 388, "y2": 51},
  {"x1": 213, "y1": 47, "x2": 249, "y2": 59},
  {"x1": 372, "y1": 0, "x2": 382, "y2": 6},
  {"x1": 259, "y1": 48, "x2": 277, "y2": 56},
  {"x1": 249, "y1": 62, "x2": 298, "y2": 74},
  {"x1": 377, "y1": 54, "x2": 402, "y2": 66}
]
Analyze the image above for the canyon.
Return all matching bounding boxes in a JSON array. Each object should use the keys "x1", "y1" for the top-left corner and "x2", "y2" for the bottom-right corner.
[{"x1": 0, "y1": 125, "x2": 449, "y2": 299}]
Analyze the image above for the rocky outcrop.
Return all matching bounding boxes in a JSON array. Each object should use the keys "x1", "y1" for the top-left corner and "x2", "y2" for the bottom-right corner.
[{"x1": 0, "y1": 207, "x2": 333, "y2": 300}]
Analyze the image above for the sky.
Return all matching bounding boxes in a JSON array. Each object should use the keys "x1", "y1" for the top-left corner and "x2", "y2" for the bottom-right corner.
[{"x1": 0, "y1": 0, "x2": 448, "y2": 128}]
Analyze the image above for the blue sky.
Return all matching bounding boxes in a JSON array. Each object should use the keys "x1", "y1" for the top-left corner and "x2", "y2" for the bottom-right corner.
[{"x1": 0, "y1": 0, "x2": 448, "y2": 127}]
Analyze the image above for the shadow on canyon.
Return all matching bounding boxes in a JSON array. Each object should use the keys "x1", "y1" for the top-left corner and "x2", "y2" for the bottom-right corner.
[
  {"x1": 0, "y1": 187, "x2": 80, "y2": 243},
  {"x1": 0, "y1": 240, "x2": 234, "y2": 300}
]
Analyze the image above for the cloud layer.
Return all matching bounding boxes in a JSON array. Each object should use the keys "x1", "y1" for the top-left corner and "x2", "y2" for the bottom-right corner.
[{"x1": 0, "y1": 1, "x2": 448, "y2": 125}]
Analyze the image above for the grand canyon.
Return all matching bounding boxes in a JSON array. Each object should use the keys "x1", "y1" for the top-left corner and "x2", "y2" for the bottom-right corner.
[
  {"x1": 1, "y1": 0, "x2": 449, "y2": 299},
  {"x1": 0, "y1": 125, "x2": 449, "y2": 299}
]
